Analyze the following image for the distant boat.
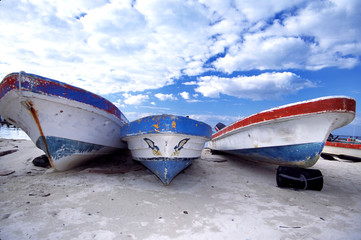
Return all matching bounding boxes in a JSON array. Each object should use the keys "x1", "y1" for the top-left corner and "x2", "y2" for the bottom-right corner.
[
  {"x1": 120, "y1": 114, "x2": 212, "y2": 184},
  {"x1": 322, "y1": 135, "x2": 361, "y2": 160},
  {"x1": 209, "y1": 96, "x2": 356, "y2": 167},
  {"x1": 0, "y1": 72, "x2": 129, "y2": 170}
]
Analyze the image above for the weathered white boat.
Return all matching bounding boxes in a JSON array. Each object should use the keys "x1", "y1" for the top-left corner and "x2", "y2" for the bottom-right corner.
[
  {"x1": 0, "y1": 72, "x2": 129, "y2": 171},
  {"x1": 120, "y1": 114, "x2": 212, "y2": 184},
  {"x1": 322, "y1": 135, "x2": 361, "y2": 160},
  {"x1": 209, "y1": 96, "x2": 356, "y2": 167}
]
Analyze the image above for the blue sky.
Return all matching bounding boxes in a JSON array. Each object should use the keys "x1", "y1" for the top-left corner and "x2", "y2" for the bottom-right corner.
[{"x1": 1, "y1": 0, "x2": 360, "y2": 136}]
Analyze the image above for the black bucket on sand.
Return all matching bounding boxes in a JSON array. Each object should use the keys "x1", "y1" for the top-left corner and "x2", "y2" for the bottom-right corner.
[{"x1": 276, "y1": 166, "x2": 323, "y2": 191}]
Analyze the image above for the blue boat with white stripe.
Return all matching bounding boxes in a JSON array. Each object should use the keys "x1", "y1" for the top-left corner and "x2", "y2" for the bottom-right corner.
[{"x1": 120, "y1": 114, "x2": 212, "y2": 184}]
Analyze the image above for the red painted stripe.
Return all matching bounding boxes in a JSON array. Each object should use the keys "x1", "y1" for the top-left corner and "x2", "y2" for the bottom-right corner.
[
  {"x1": 213, "y1": 97, "x2": 356, "y2": 139},
  {"x1": 325, "y1": 141, "x2": 361, "y2": 150}
]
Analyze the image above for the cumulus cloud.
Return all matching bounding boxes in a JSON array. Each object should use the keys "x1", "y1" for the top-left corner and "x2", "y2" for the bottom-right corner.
[
  {"x1": 195, "y1": 72, "x2": 314, "y2": 100},
  {"x1": 123, "y1": 93, "x2": 149, "y2": 105},
  {"x1": 154, "y1": 93, "x2": 177, "y2": 101},
  {"x1": 187, "y1": 113, "x2": 241, "y2": 128},
  {"x1": 212, "y1": 0, "x2": 361, "y2": 72},
  {"x1": 179, "y1": 91, "x2": 190, "y2": 100},
  {"x1": 0, "y1": 0, "x2": 360, "y2": 96}
]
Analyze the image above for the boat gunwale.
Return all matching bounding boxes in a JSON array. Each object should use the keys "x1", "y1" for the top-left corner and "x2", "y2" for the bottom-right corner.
[
  {"x1": 18, "y1": 90, "x2": 124, "y2": 126},
  {"x1": 212, "y1": 97, "x2": 356, "y2": 140},
  {"x1": 0, "y1": 72, "x2": 128, "y2": 124},
  {"x1": 120, "y1": 114, "x2": 212, "y2": 139}
]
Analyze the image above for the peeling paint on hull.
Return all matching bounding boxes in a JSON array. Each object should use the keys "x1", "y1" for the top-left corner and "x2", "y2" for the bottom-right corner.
[
  {"x1": 120, "y1": 114, "x2": 212, "y2": 184},
  {"x1": 209, "y1": 96, "x2": 356, "y2": 167},
  {"x1": 36, "y1": 136, "x2": 116, "y2": 171},
  {"x1": 139, "y1": 158, "x2": 197, "y2": 184},
  {"x1": 0, "y1": 72, "x2": 128, "y2": 171},
  {"x1": 223, "y1": 142, "x2": 324, "y2": 167}
]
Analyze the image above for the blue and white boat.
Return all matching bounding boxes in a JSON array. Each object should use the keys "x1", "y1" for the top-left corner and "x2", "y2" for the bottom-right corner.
[
  {"x1": 120, "y1": 114, "x2": 212, "y2": 184},
  {"x1": 0, "y1": 72, "x2": 128, "y2": 171}
]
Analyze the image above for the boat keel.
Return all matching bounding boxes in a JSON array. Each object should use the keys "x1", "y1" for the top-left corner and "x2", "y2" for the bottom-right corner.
[{"x1": 138, "y1": 158, "x2": 196, "y2": 184}]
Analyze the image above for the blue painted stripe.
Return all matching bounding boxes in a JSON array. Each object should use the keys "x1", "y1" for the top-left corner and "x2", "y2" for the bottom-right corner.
[
  {"x1": 120, "y1": 114, "x2": 212, "y2": 139},
  {"x1": 2, "y1": 72, "x2": 128, "y2": 123},
  {"x1": 36, "y1": 136, "x2": 105, "y2": 161},
  {"x1": 138, "y1": 158, "x2": 196, "y2": 184},
  {"x1": 223, "y1": 142, "x2": 325, "y2": 167}
]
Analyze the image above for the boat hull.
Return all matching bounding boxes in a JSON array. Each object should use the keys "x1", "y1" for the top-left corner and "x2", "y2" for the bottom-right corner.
[
  {"x1": 209, "y1": 97, "x2": 356, "y2": 167},
  {"x1": 123, "y1": 133, "x2": 208, "y2": 184},
  {"x1": 323, "y1": 141, "x2": 361, "y2": 159},
  {"x1": 220, "y1": 142, "x2": 325, "y2": 167},
  {"x1": 0, "y1": 72, "x2": 128, "y2": 171},
  {"x1": 120, "y1": 115, "x2": 212, "y2": 184}
]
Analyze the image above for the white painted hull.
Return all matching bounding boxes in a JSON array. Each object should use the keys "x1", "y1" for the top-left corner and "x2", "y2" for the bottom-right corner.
[
  {"x1": 0, "y1": 86, "x2": 127, "y2": 171},
  {"x1": 120, "y1": 114, "x2": 212, "y2": 184},
  {"x1": 209, "y1": 109, "x2": 355, "y2": 167},
  {"x1": 123, "y1": 133, "x2": 208, "y2": 160},
  {"x1": 209, "y1": 112, "x2": 353, "y2": 150},
  {"x1": 123, "y1": 133, "x2": 209, "y2": 184}
]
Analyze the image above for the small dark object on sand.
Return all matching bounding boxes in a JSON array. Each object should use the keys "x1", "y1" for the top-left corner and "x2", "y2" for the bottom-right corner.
[
  {"x1": 0, "y1": 170, "x2": 15, "y2": 176},
  {"x1": 0, "y1": 149, "x2": 18, "y2": 157},
  {"x1": 32, "y1": 155, "x2": 50, "y2": 168}
]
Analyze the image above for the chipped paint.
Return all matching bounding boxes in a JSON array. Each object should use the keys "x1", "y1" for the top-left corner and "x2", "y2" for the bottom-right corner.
[
  {"x1": 164, "y1": 167, "x2": 168, "y2": 182},
  {"x1": 0, "y1": 72, "x2": 128, "y2": 171},
  {"x1": 223, "y1": 142, "x2": 324, "y2": 167},
  {"x1": 120, "y1": 114, "x2": 211, "y2": 184},
  {"x1": 213, "y1": 97, "x2": 356, "y2": 139},
  {"x1": 36, "y1": 136, "x2": 104, "y2": 162},
  {"x1": 209, "y1": 96, "x2": 356, "y2": 168},
  {"x1": 139, "y1": 158, "x2": 196, "y2": 184},
  {"x1": 120, "y1": 114, "x2": 212, "y2": 138},
  {"x1": 0, "y1": 72, "x2": 128, "y2": 124},
  {"x1": 25, "y1": 100, "x2": 55, "y2": 169}
]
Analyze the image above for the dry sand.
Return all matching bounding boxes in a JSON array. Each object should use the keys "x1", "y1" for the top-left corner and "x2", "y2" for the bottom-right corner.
[{"x1": 0, "y1": 138, "x2": 361, "y2": 239}]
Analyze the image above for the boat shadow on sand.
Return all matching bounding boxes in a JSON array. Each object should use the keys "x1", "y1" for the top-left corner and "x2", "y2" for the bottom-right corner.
[
  {"x1": 205, "y1": 149, "x2": 277, "y2": 181},
  {"x1": 30, "y1": 149, "x2": 146, "y2": 175},
  {"x1": 207, "y1": 148, "x2": 325, "y2": 191}
]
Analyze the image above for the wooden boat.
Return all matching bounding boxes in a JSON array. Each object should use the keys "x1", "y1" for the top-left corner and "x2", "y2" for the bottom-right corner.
[
  {"x1": 0, "y1": 72, "x2": 129, "y2": 171},
  {"x1": 322, "y1": 135, "x2": 361, "y2": 160},
  {"x1": 209, "y1": 96, "x2": 356, "y2": 167},
  {"x1": 120, "y1": 114, "x2": 212, "y2": 184}
]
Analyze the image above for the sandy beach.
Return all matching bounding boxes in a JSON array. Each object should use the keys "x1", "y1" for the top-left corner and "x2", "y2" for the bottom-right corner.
[{"x1": 1, "y1": 138, "x2": 361, "y2": 240}]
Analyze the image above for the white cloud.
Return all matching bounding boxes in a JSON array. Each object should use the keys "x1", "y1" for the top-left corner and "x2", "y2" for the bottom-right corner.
[
  {"x1": 179, "y1": 91, "x2": 190, "y2": 100},
  {"x1": 214, "y1": 35, "x2": 311, "y2": 72},
  {"x1": 183, "y1": 81, "x2": 198, "y2": 86},
  {"x1": 123, "y1": 93, "x2": 149, "y2": 105},
  {"x1": 187, "y1": 113, "x2": 241, "y2": 128},
  {"x1": 212, "y1": 0, "x2": 361, "y2": 72},
  {"x1": 195, "y1": 72, "x2": 314, "y2": 100},
  {"x1": 154, "y1": 93, "x2": 177, "y2": 101},
  {"x1": 123, "y1": 111, "x2": 154, "y2": 122},
  {"x1": 0, "y1": 0, "x2": 360, "y2": 95}
]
